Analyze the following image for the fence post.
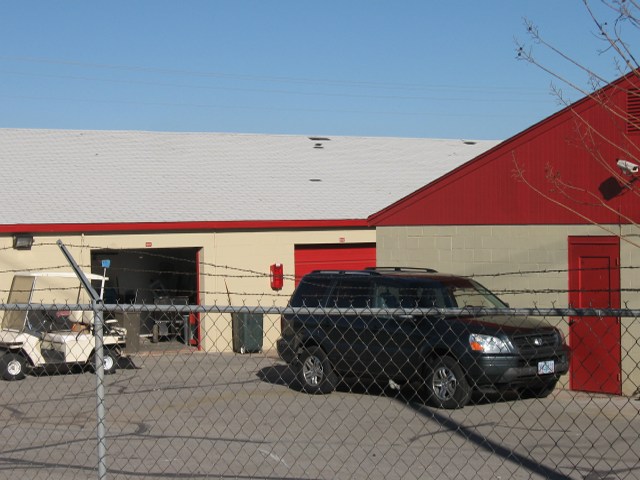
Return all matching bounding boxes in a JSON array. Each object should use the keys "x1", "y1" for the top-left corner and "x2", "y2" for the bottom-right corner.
[
  {"x1": 94, "y1": 299, "x2": 107, "y2": 480},
  {"x1": 56, "y1": 240, "x2": 109, "y2": 478}
]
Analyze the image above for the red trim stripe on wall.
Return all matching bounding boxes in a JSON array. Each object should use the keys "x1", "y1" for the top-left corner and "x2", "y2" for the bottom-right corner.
[{"x1": 0, "y1": 219, "x2": 370, "y2": 234}]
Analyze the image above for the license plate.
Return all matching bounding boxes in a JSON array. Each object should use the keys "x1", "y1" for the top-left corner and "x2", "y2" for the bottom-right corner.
[{"x1": 538, "y1": 360, "x2": 555, "y2": 375}]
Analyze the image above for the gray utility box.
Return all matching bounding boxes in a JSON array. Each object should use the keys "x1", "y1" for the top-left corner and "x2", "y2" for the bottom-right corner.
[
  {"x1": 232, "y1": 312, "x2": 263, "y2": 354},
  {"x1": 115, "y1": 311, "x2": 140, "y2": 353}
]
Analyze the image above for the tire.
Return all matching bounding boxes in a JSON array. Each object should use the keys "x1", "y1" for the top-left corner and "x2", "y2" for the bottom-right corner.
[
  {"x1": 297, "y1": 347, "x2": 337, "y2": 394},
  {"x1": 424, "y1": 356, "x2": 471, "y2": 409},
  {"x1": 0, "y1": 353, "x2": 27, "y2": 381},
  {"x1": 520, "y1": 379, "x2": 558, "y2": 399},
  {"x1": 91, "y1": 349, "x2": 118, "y2": 375},
  {"x1": 151, "y1": 324, "x2": 160, "y2": 343}
]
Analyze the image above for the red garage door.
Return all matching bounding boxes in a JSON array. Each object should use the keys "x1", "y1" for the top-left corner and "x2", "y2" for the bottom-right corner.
[{"x1": 294, "y1": 243, "x2": 376, "y2": 286}]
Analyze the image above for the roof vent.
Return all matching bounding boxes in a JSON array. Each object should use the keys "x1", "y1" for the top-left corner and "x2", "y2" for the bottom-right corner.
[{"x1": 309, "y1": 137, "x2": 331, "y2": 149}]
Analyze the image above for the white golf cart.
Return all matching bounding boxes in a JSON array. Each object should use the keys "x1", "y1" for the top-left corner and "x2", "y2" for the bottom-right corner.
[{"x1": 0, "y1": 272, "x2": 127, "y2": 381}]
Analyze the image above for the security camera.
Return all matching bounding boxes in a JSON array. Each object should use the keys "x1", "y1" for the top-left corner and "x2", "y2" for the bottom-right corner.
[{"x1": 617, "y1": 159, "x2": 639, "y2": 175}]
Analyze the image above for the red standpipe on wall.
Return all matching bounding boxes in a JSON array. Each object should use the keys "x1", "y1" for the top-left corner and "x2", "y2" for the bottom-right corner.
[{"x1": 270, "y1": 263, "x2": 284, "y2": 291}]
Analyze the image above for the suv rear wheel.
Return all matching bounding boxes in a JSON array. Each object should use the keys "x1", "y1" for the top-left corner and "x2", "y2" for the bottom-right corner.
[
  {"x1": 425, "y1": 356, "x2": 471, "y2": 409},
  {"x1": 297, "y1": 347, "x2": 336, "y2": 394}
]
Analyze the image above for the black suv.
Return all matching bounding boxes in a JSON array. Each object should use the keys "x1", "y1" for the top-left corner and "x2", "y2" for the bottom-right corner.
[{"x1": 277, "y1": 268, "x2": 569, "y2": 409}]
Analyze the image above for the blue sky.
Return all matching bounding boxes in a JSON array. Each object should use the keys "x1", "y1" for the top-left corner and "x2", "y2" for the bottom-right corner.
[{"x1": 1, "y1": 1, "x2": 638, "y2": 140}]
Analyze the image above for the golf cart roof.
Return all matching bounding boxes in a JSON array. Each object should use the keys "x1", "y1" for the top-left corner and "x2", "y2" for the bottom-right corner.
[{"x1": 14, "y1": 272, "x2": 108, "y2": 281}]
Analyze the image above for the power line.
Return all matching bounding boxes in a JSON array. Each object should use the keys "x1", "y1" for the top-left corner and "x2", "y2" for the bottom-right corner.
[
  {"x1": 0, "y1": 55, "x2": 550, "y2": 96},
  {"x1": 0, "y1": 69, "x2": 551, "y2": 104},
  {"x1": 0, "y1": 94, "x2": 531, "y2": 120}
]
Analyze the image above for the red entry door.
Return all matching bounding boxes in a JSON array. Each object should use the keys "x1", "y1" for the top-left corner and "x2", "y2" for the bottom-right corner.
[{"x1": 568, "y1": 237, "x2": 621, "y2": 395}]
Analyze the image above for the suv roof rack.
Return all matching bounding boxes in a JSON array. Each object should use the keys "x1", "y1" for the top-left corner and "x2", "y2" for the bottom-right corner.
[
  {"x1": 308, "y1": 269, "x2": 381, "y2": 276},
  {"x1": 365, "y1": 267, "x2": 438, "y2": 273}
]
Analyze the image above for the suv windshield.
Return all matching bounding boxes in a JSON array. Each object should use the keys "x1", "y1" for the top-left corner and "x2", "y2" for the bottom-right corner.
[{"x1": 443, "y1": 278, "x2": 507, "y2": 308}]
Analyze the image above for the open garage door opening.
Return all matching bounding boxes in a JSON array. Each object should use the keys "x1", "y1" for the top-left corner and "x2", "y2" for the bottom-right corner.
[{"x1": 91, "y1": 247, "x2": 200, "y2": 351}]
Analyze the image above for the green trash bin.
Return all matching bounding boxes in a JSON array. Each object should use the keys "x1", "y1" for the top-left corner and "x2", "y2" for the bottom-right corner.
[{"x1": 232, "y1": 312, "x2": 263, "y2": 354}]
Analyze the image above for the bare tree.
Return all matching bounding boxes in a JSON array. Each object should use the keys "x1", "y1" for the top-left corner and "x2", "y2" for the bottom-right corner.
[{"x1": 513, "y1": 0, "x2": 640, "y2": 234}]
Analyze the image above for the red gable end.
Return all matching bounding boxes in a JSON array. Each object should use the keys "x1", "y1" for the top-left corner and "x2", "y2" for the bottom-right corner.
[{"x1": 370, "y1": 72, "x2": 640, "y2": 227}]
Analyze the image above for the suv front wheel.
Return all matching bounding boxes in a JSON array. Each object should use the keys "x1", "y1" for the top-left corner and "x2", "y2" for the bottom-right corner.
[
  {"x1": 297, "y1": 347, "x2": 336, "y2": 394},
  {"x1": 425, "y1": 356, "x2": 471, "y2": 409}
]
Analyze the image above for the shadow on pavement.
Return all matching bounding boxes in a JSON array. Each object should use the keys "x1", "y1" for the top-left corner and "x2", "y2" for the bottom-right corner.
[
  {"x1": 256, "y1": 364, "x2": 297, "y2": 388},
  {"x1": 118, "y1": 355, "x2": 141, "y2": 370}
]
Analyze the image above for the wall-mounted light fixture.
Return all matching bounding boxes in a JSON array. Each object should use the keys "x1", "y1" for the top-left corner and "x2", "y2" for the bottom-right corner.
[{"x1": 13, "y1": 233, "x2": 34, "y2": 250}]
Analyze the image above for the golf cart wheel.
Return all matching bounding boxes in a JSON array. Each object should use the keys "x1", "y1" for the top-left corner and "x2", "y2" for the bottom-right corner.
[
  {"x1": 91, "y1": 349, "x2": 118, "y2": 375},
  {"x1": 425, "y1": 356, "x2": 471, "y2": 409},
  {"x1": 297, "y1": 347, "x2": 336, "y2": 394},
  {"x1": 1, "y1": 353, "x2": 27, "y2": 381}
]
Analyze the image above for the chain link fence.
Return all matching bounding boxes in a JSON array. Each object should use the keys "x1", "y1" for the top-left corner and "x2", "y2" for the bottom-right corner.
[{"x1": 0, "y1": 301, "x2": 638, "y2": 480}]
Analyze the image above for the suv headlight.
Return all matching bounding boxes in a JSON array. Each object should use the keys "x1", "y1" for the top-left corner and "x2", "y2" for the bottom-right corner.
[{"x1": 469, "y1": 334, "x2": 511, "y2": 354}]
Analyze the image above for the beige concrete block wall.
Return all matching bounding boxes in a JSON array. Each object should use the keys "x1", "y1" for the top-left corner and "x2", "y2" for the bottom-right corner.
[
  {"x1": 1, "y1": 228, "x2": 374, "y2": 354},
  {"x1": 377, "y1": 224, "x2": 640, "y2": 396},
  {"x1": 377, "y1": 225, "x2": 633, "y2": 307},
  {"x1": 620, "y1": 225, "x2": 640, "y2": 395}
]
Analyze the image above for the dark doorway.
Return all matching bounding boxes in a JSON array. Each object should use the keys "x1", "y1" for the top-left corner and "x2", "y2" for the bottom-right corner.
[{"x1": 91, "y1": 247, "x2": 200, "y2": 349}]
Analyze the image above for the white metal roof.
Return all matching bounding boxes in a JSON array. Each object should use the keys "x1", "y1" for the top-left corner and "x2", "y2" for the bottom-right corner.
[{"x1": 0, "y1": 129, "x2": 500, "y2": 225}]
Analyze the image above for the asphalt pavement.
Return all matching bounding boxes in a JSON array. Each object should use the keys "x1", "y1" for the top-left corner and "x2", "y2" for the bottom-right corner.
[{"x1": 0, "y1": 350, "x2": 638, "y2": 480}]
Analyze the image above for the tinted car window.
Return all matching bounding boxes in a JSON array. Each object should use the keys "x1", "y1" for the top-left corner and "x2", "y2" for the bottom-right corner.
[
  {"x1": 375, "y1": 278, "x2": 454, "y2": 308},
  {"x1": 290, "y1": 276, "x2": 334, "y2": 307},
  {"x1": 329, "y1": 278, "x2": 374, "y2": 308}
]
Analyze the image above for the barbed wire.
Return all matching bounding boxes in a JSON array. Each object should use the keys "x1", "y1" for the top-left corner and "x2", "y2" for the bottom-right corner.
[
  {"x1": 16, "y1": 240, "x2": 639, "y2": 282},
  {"x1": 0, "y1": 242, "x2": 640, "y2": 280},
  {"x1": 3, "y1": 285, "x2": 639, "y2": 303},
  {"x1": 38, "y1": 241, "x2": 277, "y2": 278},
  {"x1": 2, "y1": 241, "x2": 639, "y2": 303}
]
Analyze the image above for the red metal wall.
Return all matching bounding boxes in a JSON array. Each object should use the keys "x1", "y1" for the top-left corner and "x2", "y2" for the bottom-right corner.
[{"x1": 371, "y1": 74, "x2": 640, "y2": 227}]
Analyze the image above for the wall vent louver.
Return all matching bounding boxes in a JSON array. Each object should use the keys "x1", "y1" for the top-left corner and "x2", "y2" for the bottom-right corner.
[{"x1": 627, "y1": 88, "x2": 640, "y2": 134}]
